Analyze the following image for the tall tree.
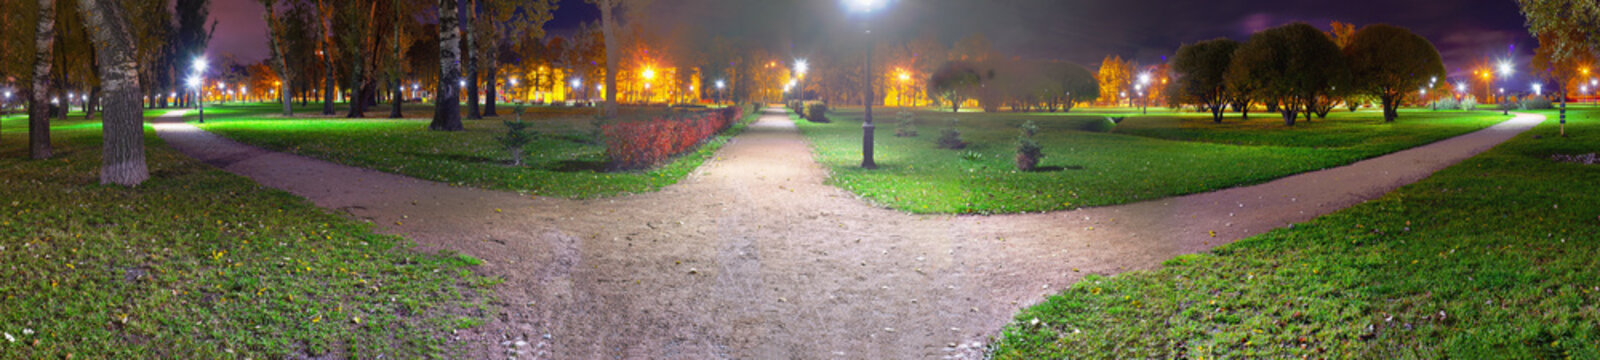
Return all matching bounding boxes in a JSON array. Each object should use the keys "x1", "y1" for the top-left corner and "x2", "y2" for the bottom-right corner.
[
  {"x1": 75, "y1": 0, "x2": 146, "y2": 185},
  {"x1": 174, "y1": 0, "x2": 215, "y2": 108},
  {"x1": 1518, "y1": 0, "x2": 1600, "y2": 135},
  {"x1": 336, "y1": 0, "x2": 376, "y2": 118},
  {"x1": 28, "y1": 0, "x2": 55, "y2": 159},
  {"x1": 260, "y1": 0, "x2": 292, "y2": 116},
  {"x1": 316, "y1": 0, "x2": 336, "y2": 115},
  {"x1": 479, "y1": 0, "x2": 556, "y2": 116},
  {"x1": 1532, "y1": 29, "x2": 1596, "y2": 136},
  {"x1": 429, "y1": 0, "x2": 463, "y2": 131},
  {"x1": 586, "y1": 0, "x2": 650, "y2": 118},
  {"x1": 461, "y1": 0, "x2": 479, "y2": 119},
  {"x1": 1344, "y1": 24, "x2": 1446, "y2": 122},
  {"x1": 1170, "y1": 38, "x2": 1239, "y2": 123}
]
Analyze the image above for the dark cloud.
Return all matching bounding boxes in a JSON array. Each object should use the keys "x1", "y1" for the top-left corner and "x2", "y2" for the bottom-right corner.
[{"x1": 214, "y1": 0, "x2": 1538, "y2": 83}]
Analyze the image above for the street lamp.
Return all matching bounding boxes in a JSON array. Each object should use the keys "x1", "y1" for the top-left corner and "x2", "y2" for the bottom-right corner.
[
  {"x1": 794, "y1": 59, "x2": 809, "y2": 101},
  {"x1": 571, "y1": 78, "x2": 582, "y2": 103},
  {"x1": 846, "y1": 0, "x2": 888, "y2": 169},
  {"x1": 714, "y1": 79, "x2": 724, "y2": 105},
  {"x1": 189, "y1": 76, "x2": 204, "y2": 123},
  {"x1": 3, "y1": 90, "x2": 10, "y2": 118},
  {"x1": 1500, "y1": 88, "x2": 1507, "y2": 115},
  {"x1": 1533, "y1": 83, "x2": 1542, "y2": 96}
]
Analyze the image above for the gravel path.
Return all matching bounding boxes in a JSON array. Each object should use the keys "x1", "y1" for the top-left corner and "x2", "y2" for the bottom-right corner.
[{"x1": 151, "y1": 109, "x2": 1542, "y2": 359}]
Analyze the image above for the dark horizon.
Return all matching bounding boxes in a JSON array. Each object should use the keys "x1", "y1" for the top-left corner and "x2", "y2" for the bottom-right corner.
[{"x1": 208, "y1": 0, "x2": 1535, "y2": 80}]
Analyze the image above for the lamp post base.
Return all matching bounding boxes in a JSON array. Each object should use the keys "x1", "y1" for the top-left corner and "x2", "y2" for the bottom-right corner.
[{"x1": 861, "y1": 122, "x2": 877, "y2": 169}]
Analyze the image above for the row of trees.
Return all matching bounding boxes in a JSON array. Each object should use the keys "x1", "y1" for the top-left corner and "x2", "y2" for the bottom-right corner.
[
  {"x1": 926, "y1": 59, "x2": 1099, "y2": 113},
  {"x1": 1168, "y1": 22, "x2": 1447, "y2": 125}
]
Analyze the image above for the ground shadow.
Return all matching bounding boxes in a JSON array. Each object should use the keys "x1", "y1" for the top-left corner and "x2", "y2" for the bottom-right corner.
[
  {"x1": 401, "y1": 151, "x2": 497, "y2": 164},
  {"x1": 547, "y1": 159, "x2": 610, "y2": 172},
  {"x1": 1032, "y1": 165, "x2": 1085, "y2": 172}
]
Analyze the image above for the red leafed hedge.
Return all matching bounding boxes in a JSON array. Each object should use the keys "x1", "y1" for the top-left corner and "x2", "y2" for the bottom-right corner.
[{"x1": 603, "y1": 106, "x2": 746, "y2": 170}]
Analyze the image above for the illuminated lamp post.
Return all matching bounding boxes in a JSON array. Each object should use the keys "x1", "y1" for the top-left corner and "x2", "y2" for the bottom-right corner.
[
  {"x1": 570, "y1": 78, "x2": 582, "y2": 104},
  {"x1": 642, "y1": 67, "x2": 656, "y2": 105},
  {"x1": 845, "y1": 0, "x2": 888, "y2": 169},
  {"x1": 3, "y1": 90, "x2": 10, "y2": 118},
  {"x1": 715, "y1": 79, "x2": 724, "y2": 105},
  {"x1": 1497, "y1": 60, "x2": 1513, "y2": 114},
  {"x1": 1138, "y1": 72, "x2": 1151, "y2": 114},
  {"x1": 794, "y1": 59, "x2": 808, "y2": 101}
]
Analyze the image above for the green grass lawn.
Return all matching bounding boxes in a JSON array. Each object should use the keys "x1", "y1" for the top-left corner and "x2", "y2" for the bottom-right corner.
[
  {"x1": 794, "y1": 107, "x2": 1507, "y2": 214},
  {"x1": 191, "y1": 102, "x2": 758, "y2": 198},
  {"x1": 992, "y1": 109, "x2": 1600, "y2": 359},
  {"x1": 0, "y1": 118, "x2": 492, "y2": 358}
]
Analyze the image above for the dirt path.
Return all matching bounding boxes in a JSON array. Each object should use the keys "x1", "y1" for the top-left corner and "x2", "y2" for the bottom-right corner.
[{"x1": 150, "y1": 109, "x2": 1542, "y2": 359}]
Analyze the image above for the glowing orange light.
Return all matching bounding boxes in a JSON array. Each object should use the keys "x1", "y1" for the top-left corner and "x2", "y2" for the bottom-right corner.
[{"x1": 642, "y1": 67, "x2": 656, "y2": 80}]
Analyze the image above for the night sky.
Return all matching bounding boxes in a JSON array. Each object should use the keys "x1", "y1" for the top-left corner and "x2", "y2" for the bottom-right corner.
[{"x1": 208, "y1": 0, "x2": 1536, "y2": 81}]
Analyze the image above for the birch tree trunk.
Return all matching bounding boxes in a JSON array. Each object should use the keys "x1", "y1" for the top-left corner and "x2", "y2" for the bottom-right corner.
[
  {"x1": 75, "y1": 0, "x2": 148, "y2": 186},
  {"x1": 600, "y1": 0, "x2": 618, "y2": 118},
  {"x1": 464, "y1": 0, "x2": 480, "y2": 119},
  {"x1": 29, "y1": 0, "x2": 56, "y2": 160},
  {"x1": 429, "y1": 0, "x2": 463, "y2": 131}
]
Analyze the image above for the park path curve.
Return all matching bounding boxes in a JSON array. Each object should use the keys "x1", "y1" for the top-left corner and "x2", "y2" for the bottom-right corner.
[{"x1": 150, "y1": 109, "x2": 1542, "y2": 359}]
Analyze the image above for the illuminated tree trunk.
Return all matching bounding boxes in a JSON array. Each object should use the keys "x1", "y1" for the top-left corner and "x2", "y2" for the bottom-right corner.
[
  {"x1": 429, "y1": 0, "x2": 463, "y2": 131},
  {"x1": 263, "y1": 2, "x2": 293, "y2": 117},
  {"x1": 76, "y1": 0, "x2": 148, "y2": 186},
  {"x1": 599, "y1": 0, "x2": 618, "y2": 118},
  {"x1": 28, "y1": 0, "x2": 56, "y2": 160},
  {"x1": 464, "y1": 0, "x2": 480, "y2": 119}
]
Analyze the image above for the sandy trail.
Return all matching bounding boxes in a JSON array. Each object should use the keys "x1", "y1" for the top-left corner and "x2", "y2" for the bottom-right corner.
[{"x1": 151, "y1": 108, "x2": 1542, "y2": 359}]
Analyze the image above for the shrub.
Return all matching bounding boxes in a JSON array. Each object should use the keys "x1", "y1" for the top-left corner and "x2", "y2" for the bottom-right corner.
[
  {"x1": 1520, "y1": 96, "x2": 1553, "y2": 110},
  {"x1": 936, "y1": 118, "x2": 967, "y2": 149},
  {"x1": 496, "y1": 106, "x2": 536, "y2": 166},
  {"x1": 1460, "y1": 95, "x2": 1477, "y2": 111},
  {"x1": 959, "y1": 150, "x2": 984, "y2": 162},
  {"x1": 804, "y1": 101, "x2": 830, "y2": 123},
  {"x1": 895, "y1": 111, "x2": 918, "y2": 137},
  {"x1": 1435, "y1": 97, "x2": 1459, "y2": 110},
  {"x1": 603, "y1": 106, "x2": 744, "y2": 170},
  {"x1": 1016, "y1": 120, "x2": 1043, "y2": 171}
]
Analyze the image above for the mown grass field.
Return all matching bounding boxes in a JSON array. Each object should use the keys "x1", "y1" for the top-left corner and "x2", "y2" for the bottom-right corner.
[
  {"x1": 0, "y1": 117, "x2": 492, "y2": 358},
  {"x1": 794, "y1": 106, "x2": 1507, "y2": 214},
  {"x1": 992, "y1": 109, "x2": 1600, "y2": 358},
  {"x1": 189, "y1": 102, "x2": 758, "y2": 198}
]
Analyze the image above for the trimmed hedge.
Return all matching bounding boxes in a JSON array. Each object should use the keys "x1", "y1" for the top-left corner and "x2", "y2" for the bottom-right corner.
[
  {"x1": 804, "y1": 101, "x2": 830, "y2": 123},
  {"x1": 603, "y1": 106, "x2": 746, "y2": 170}
]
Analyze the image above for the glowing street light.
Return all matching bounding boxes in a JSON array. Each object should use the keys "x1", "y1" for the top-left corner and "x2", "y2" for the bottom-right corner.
[
  {"x1": 189, "y1": 74, "x2": 205, "y2": 123},
  {"x1": 642, "y1": 67, "x2": 656, "y2": 81},
  {"x1": 845, "y1": 0, "x2": 890, "y2": 169},
  {"x1": 2, "y1": 90, "x2": 10, "y2": 118},
  {"x1": 1533, "y1": 83, "x2": 1542, "y2": 96}
]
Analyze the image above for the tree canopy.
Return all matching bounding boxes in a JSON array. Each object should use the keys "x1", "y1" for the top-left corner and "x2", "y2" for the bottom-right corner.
[
  {"x1": 1227, "y1": 22, "x2": 1347, "y2": 126},
  {"x1": 1169, "y1": 38, "x2": 1239, "y2": 123},
  {"x1": 1344, "y1": 24, "x2": 1445, "y2": 122}
]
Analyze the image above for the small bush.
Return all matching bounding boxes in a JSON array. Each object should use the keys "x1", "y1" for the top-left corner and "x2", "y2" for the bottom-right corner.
[
  {"x1": 895, "y1": 111, "x2": 918, "y2": 137},
  {"x1": 959, "y1": 150, "x2": 984, "y2": 162},
  {"x1": 1520, "y1": 96, "x2": 1553, "y2": 110},
  {"x1": 937, "y1": 118, "x2": 967, "y2": 149},
  {"x1": 1460, "y1": 95, "x2": 1477, "y2": 111},
  {"x1": 1016, "y1": 120, "x2": 1043, "y2": 171},
  {"x1": 1435, "y1": 97, "x2": 1459, "y2": 110},
  {"x1": 497, "y1": 105, "x2": 535, "y2": 166},
  {"x1": 805, "y1": 102, "x2": 830, "y2": 123}
]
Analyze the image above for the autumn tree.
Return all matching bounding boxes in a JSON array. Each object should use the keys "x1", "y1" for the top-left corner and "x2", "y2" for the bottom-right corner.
[
  {"x1": 1344, "y1": 24, "x2": 1446, "y2": 122},
  {"x1": 1051, "y1": 61, "x2": 1099, "y2": 112},
  {"x1": 1097, "y1": 55, "x2": 1132, "y2": 106},
  {"x1": 1170, "y1": 38, "x2": 1239, "y2": 123}
]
